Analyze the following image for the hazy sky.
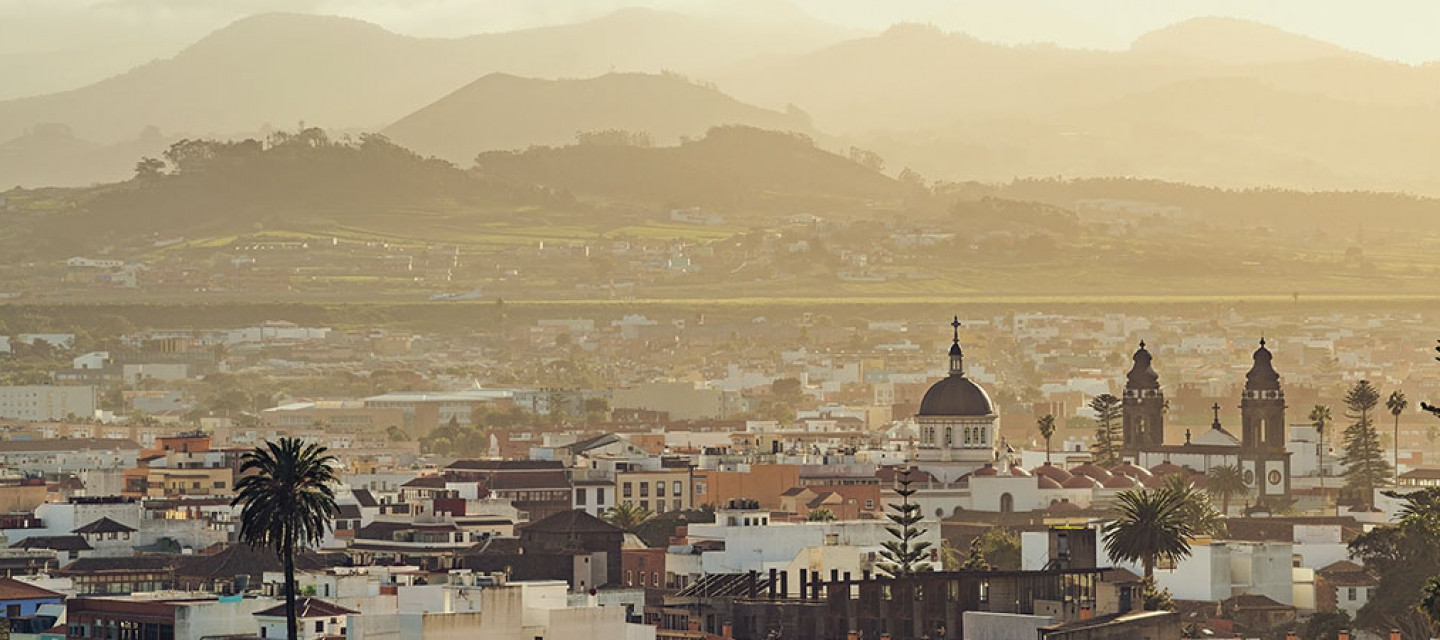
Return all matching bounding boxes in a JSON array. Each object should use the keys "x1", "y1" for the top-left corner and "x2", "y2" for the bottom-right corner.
[{"x1": 2, "y1": 0, "x2": 1438, "y2": 63}]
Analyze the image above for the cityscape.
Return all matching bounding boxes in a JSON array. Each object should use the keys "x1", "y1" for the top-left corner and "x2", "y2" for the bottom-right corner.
[{"x1": 5, "y1": 2, "x2": 1440, "y2": 640}]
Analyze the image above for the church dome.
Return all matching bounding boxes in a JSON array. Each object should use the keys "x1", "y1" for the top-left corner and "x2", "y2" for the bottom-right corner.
[
  {"x1": 1126, "y1": 341, "x2": 1160, "y2": 389},
  {"x1": 1245, "y1": 338, "x2": 1282, "y2": 391},
  {"x1": 972, "y1": 463, "x2": 999, "y2": 477},
  {"x1": 918, "y1": 376, "x2": 995, "y2": 417},
  {"x1": 1008, "y1": 465, "x2": 1032, "y2": 477},
  {"x1": 917, "y1": 317, "x2": 994, "y2": 417},
  {"x1": 1149, "y1": 461, "x2": 1186, "y2": 477},
  {"x1": 1037, "y1": 476, "x2": 1063, "y2": 490},
  {"x1": 1062, "y1": 475, "x2": 1101, "y2": 489}
]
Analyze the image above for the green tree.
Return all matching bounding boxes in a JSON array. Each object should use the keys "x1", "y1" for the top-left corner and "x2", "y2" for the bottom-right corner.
[
  {"x1": 384, "y1": 425, "x2": 411, "y2": 442},
  {"x1": 133, "y1": 157, "x2": 166, "y2": 181},
  {"x1": 1299, "y1": 610, "x2": 1351, "y2": 640},
  {"x1": 603, "y1": 502, "x2": 654, "y2": 533},
  {"x1": 1350, "y1": 487, "x2": 1440, "y2": 638},
  {"x1": 1341, "y1": 380, "x2": 1391, "y2": 504},
  {"x1": 1139, "y1": 575, "x2": 1175, "y2": 612},
  {"x1": 232, "y1": 438, "x2": 338, "y2": 640},
  {"x1": 1165, "y1": 474, "x2": 1225, "y2": 537},
  {"x1": 1205, "y1": 464, "x2": 1248, "y2": 515},
  {"x1": 961, "y1": 536, "x2": 991, "y2": 571},
  {"x1": 1388, "y1": 390, "x2": 1408, "y2": 485},
  {"x1": 1089, "y1": 394, "x2": 1123, "y2": 466},
  {"x1": 878, "y1": 468, "x2": 932, "y2": 577},
  {"x1": 1036, "y1": 414, "x2": 1056, "y2": 464},
  {"x1": 1103, "y1": 484, "x2": 1197, "y2": 581},
  {"x1": 805, "y1": 508, "x2": 836, "y2": 522},
  {"x1": 976, "y1": 527, "x2": 1022, "y2": 571},
  {"x1": 1423, "y1": 576, "x2": 1440, "y2": 633}
]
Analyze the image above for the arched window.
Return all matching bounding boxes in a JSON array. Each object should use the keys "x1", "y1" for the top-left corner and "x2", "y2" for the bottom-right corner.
[
  {"x1": 944, "y1": 427, "x2": 954, "y2": 447},
  {"x1": 1000, "y1": 493, "x2": 1014, "y2": 513}
]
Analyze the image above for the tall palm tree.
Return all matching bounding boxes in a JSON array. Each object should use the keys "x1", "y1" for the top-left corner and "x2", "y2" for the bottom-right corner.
[
  {"x1": 1388, "y1": 390, "x2": 1408, "y2": 485},
  {"x1": 232, "y1": 438, "x2": 338, "y2": 640},
  {"x1": 1103, "y1": 484, "x2": 1197, "y2": 580},
  {"x1": 1205, "y1": 465, "x2": 1248, "y2": 516},
  {"x1": 1310, "y1": 404, "x2": 1332, "y2": 488},
  {"x1": 1036, "y1": 414, "x2": 1056, "y2": 464}
]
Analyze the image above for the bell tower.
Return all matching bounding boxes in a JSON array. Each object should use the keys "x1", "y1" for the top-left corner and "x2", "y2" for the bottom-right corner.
[
  {"x1": 1241, "y1": 338, "x2": 1287, "y2": 450},
  {"x1": 1122, "y1": 341, "x2": 1165, "y2": 449}
]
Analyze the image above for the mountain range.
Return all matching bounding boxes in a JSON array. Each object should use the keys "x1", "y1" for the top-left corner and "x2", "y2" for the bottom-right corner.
[{"x1": 4, "y1": 11, "x2": 1440, "y2": 195}]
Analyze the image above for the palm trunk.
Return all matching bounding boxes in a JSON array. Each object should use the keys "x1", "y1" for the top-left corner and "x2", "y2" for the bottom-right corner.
[
  {"x1": 1045, "y1": 438, "x2": 1051, "y2": 464},
  {"x1": 1143, "y1": 556, "x2": 1154, "y2": 580},
  {"x1": 1221, "y1": 494, "x2": 1230, "y2": 516},
  {"x1": 1394, "y1": 414, "x2": 1400, "y2": 485},
  {"x1": 285, "y1": 536, "x2": 298, "y2": 640}
]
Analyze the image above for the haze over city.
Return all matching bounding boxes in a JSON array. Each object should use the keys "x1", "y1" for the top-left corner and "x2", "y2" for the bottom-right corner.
[{"x1": 2, "y1": 2, "x2": 1440, "y2": 640}]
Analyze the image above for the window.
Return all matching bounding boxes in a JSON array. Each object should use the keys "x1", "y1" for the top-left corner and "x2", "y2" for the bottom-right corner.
[
  {"x1": 640, "y1": 500, "x2": 649, "y2": 510},
  {"x1": 656, "y1": 482, "x2": 667, "y2": 498},
  {"x1": 596, "y1": 487, "x2": 606, "y2": 503},
  {"x1": 260, "y1": 629, "x2": 266, "y2": 639},
  {"x1": 213, "y1": 481, "x2": 225, "y2": 489},
  {"x1": 1348, "y1": 587, "x2": 1357, "y2": 601},
  {"x1": 627, "y1": 570, "x2": 634, "y2": 585},
  {"x1": 674, "y1": 500, "x2": 683, "y2": 511},
  {"x1": 673, "y1": 481, "x2": 683, "y2": 497},
  {"x1": 640, "y1": 482, "x2": 649, "y2": 498},
  {"x1": 623, "y1": 483, "x2": 632, "y2": 498},
  {"x1": 576, "y1": 488, "x2": 587, "y2": 506},
  {"x1": 865, "y1": 499, "x2": 874, "y2": 510}
]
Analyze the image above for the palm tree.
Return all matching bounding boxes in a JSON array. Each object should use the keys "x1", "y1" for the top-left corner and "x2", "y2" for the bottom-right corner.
[
  {"x1": 232, "y1": 438, "x2": 338, "y2": 640},
  {"x1": 1388, "y1": 390, "x2": 1408, "y2": 485},
  {"x1": 1205, "y1": 465, "x2": 1248, "y2": 516},
  {"x1": 1103, "y1": 484, "x2": 1196, "y2": 580},
  {"x1": 603, "y1": 502, "x2": 654, "y2": 533},
  {"x1": 1310, "y1": 404, "x2": 1332, "y2": 487},
  {"x1": 1036, "y1": 414, "x2": 1056, "y2": 464}
]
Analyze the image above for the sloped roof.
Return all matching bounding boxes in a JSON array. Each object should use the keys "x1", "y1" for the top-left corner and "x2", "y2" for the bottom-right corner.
[
  {"x1": 58, "y1": 556, "x2": 178, "y2": 574},
  {"x1": 254, "y1": 597, "x2": 358, "y2": 619},
  {"x1": 0, "y1": 578, "x2": 63, "y2": 601},
  {"x1": 1225, "y1": 594, "x2": 1293, "y2": 610},
  {"x1": 178, "y1": 544, "x2": 335, "y2": 581},
  {"x1": 12, "y1": 535, "x2": 92, "y2": 552},
  {"x1": 523, "y1": 509, "x2": 622, "y2": 536},
  {"x1": 73, "y1": 517, "x2": 137, "y2": 535},
  {"x1": 351, "y1": 489, "x2": 378, "y2": 508}
]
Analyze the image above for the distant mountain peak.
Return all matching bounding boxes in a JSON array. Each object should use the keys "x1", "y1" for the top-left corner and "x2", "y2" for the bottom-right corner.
[{"x1": 1132, "y1": 17, "x2": 1372, "y2": 65}]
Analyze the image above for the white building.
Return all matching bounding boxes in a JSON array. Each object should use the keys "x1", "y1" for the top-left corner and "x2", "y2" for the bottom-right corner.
[{"x1": 0, "y1": 386, "x2": 95, "y2": 421}]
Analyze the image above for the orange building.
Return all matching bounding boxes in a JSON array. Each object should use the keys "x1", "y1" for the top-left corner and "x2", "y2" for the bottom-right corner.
[{"x1": 692, "y1": 464, "x2": 800, "y2": 510}]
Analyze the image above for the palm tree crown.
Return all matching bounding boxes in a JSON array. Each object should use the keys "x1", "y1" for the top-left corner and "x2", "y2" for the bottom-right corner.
[
  {"x1": 1205, "y1": 465, "x2": 1248, "y2": 516},
  {"x1": 1103, "y1": 483, "x2": 1199, "y2": 581},
  {"x1": 232, "y1": 438, "x2": 338, "y2": 640}
]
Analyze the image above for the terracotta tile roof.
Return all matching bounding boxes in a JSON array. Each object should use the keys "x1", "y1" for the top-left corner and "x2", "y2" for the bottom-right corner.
[{"x1": 0, "y1": 577, "x2": 63, "y2": 601}]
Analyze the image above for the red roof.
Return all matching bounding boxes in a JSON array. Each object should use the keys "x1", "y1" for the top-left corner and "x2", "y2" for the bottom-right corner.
[{"x1": 0, "y1": 577, "x2": 63, "y2": 601}]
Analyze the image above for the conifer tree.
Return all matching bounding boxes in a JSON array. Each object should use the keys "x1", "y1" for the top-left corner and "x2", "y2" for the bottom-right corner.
[
  {"x1": 1089, "y1": 394, "x2": 1123, "y2": 466},
  {"x1": 878, "y1": 467, "x2": 933, "y2": 576},
  {"x1": 1341, "y1": 379, "x2": 1392, "y2": 504}
]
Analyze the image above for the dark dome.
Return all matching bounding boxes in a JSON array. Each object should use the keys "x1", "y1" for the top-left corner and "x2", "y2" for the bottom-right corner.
[
  {"x1": 1037, "y1": 476, "x2": 1063, "y2": 490},
  {"x1": 972, "y1": 463, "x2": 998, "y2": 477},
  {"x1": 1069, "y1": 463, "x2": 1113, "y2": 482},
  {"x1": 917, "y1": 375, "x2": 995, "y2": 417},
  {"x1": 1111, "y1": 462, "x2": 1154, "y2": 480},
  {"x1": 1126, "y1": 341, "x2": 1160, "y2": 389},
  {"x1": 1245, "y1": 338, "x2": 1281, "y2": 391},
  {"x1": 1062, "y1": 475, "x2": 1101, "y2": 489}
]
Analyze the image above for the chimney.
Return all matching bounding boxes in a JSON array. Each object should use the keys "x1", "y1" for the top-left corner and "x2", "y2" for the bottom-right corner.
[
  {"x1": 1390, "y1": 630, "x2": 1401, "y2": 640},
  {"x1": 1284, "y1": 632, "x2": 1298, "y2": 640},
  {"x1": 812, "y1": 570, "x2": 822, "y2": 600},
  {"x1": 1079, "y1": 603, "x2": 1092, "y2": 621},
  {"x1": 779, "y1": 570, "x2": 788, "y2": 598},
  {"x1": 768, "y1": 568, "x2": 778, "y2": 599},
  {"x1": 847, "y1": 632, "x2": 859, "y2": 640},
  {"x1": 1338, "y1": 632, "x2": 1350, "y2": 640},
  {"x1": 799, "y1": 570, "x2": 808, "y2": 599},
  {"x1": 722, "y1": 622, "x2": 732, "y2": 639}
]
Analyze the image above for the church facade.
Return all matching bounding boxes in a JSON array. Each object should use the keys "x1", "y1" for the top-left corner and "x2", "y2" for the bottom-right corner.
[
  {"x1": 1120, "y1": 339, "x2": 1292, "y2": 509},
  {"x1": 912, "y1": 318, "x2": 1001, "y2": 483}
]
